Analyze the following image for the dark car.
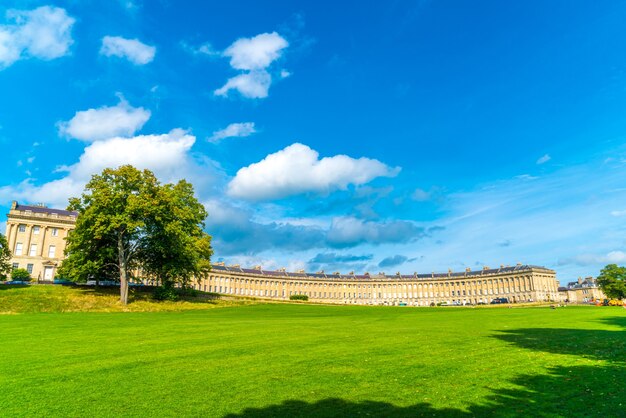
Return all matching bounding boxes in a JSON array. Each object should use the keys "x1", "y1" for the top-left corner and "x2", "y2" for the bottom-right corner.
[{"x1": 490, "y1": 297, "x2": 509, "y2": 304}]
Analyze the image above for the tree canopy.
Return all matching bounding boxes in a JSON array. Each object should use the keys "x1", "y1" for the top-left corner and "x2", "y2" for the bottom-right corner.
[
  {"x1": 596, "y1": 264, "x2": 626, "y2": 300},
  {"x1": 0, "y1": 233, "x2": 12, "y2": 279},
  {"x1": 61, "y1": 165, "x2": 212, "y2": 304}
]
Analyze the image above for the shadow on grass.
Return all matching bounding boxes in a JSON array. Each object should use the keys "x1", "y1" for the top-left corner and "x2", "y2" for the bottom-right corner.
[
  {"x1": 493, "y1": 317, "x2": 626, "y2": 363},
  {"x1": 224, "y1": 364, "x2": 625, "y2": 417},
  {"x1": 73, "y1": 284, "x2": 223, "y2": 305},
  {"x1": 226, "y1": 319, "x2": 626, "y2": 417},
  {"x1": 0, "y1": 284, "x2": 29, "y2": 291}
]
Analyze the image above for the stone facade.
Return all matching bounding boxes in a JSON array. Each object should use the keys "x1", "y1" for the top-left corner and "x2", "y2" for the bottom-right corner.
[
  {"x1": 563, "y1": 277, "x2": 606, "y2": 303},
  {"x1": 5, "y1": 201, "x2": 77, "y2": 281},
  {"x1": 190, "y1": 263, "x2": 559, "y2": 306}
]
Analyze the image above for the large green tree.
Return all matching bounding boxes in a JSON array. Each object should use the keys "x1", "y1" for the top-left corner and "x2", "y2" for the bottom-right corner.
[
  {"x1": 139, "y1": 180, "x2": 213, "y2": 289},
  {"x1": 63, "y1": 165, "x2": 212, "y2": 304},
  {"x1": 596, "y1": 264, "x2": 626, "y2": 300},
  {"x1": 0, "y1": 233, "x2": 12, "y2": 279}
]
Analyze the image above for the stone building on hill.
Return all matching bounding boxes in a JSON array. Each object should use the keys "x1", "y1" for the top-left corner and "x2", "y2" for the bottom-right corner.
[{"x1": 5, "y1": 201, "x2": 77, "y2": 281}]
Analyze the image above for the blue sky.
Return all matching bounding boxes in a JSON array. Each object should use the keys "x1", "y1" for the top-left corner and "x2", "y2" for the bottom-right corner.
[{"x1": 1, "y1": 0, "x2": 626, "y2": 284}]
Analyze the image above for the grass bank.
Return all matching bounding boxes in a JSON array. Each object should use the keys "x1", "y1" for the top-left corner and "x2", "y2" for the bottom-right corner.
[
  {"x1": 0, "y1": 286, "x2": 624, "y2": 417},
  {"x1": 0, "y1": 284, "x2": 256, "y2": 313}
]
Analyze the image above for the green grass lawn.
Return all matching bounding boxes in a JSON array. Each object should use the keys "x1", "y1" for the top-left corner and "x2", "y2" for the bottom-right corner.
[{"x1": 0, "y1": 286, "x2": 624, "y2": 417}]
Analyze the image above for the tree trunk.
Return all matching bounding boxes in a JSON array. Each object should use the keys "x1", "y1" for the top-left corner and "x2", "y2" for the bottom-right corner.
[{"x1": 117, "y1": 231, "x2": 129, "y2": 305}]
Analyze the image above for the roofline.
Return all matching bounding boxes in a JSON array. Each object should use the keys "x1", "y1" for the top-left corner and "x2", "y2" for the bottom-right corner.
[{"x1": 208, "y1": 263, "x2": 555, "y2": 280}]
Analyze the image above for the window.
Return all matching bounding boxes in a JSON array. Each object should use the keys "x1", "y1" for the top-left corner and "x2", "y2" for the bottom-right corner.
[
  {"x1": 48, "y1": 245, "x2": 56, "y2": 258},
  {"x1": 15, "y1": 242, "x2": 23, "y2": 255},
  {"x1": 51, "y1": 228, "x2": 58, "y2": 237},
  {"x1": 33, "y1": 226, "x2": 40, "y2": 235},
  {"x1": 26, "y1": 264, "x2": 33, "y2": 274},
  {"x1": 29, "y1": 244, "x2": 37, "y2": 256},
  {"x1": 12, "y1": 263, "x2": 19, "y2": 270},
  {"x1": 18, "y1": 224, "x2": 25, "y2": 233}
]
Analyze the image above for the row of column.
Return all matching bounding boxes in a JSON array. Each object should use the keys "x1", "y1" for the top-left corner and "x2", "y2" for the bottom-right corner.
[
  {"x1": 6, "y1": 222, "x2": 66, "y2": 258},
  {"x1": 196, "y1": 273, "x2": 554, "y2": 304}
]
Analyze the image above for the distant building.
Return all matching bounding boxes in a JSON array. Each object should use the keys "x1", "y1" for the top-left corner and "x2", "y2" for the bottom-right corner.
[
  {"x1": 5, "y1": 201, "x2": 77, "y2": 281},
  {"x1": 185, "y1": 263, "x2": 561, "y2": 306},
  {"x1": 562, "y1": 276, "x2": 606, "y2": 303}
]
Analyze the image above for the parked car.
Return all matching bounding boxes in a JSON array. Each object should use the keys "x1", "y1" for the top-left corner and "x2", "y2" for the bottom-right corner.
[
  {"x1": 490, "y1": 297, "x2": 509, "y2": 304},
  {"x1": 85, "y1": 280, "x2": 119, "y2": 286}
]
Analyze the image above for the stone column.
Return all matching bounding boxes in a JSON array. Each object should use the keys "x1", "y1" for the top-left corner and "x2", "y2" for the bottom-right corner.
[
  {"x1": 10, "y1": 222, "x2": 19, "y2": 252},
  {"x1": 39, "y1": 226, "x2": 48, "y2": 256},
  {"x1": 23, "y1": 225, "x2": 33, "y2": 256},
  {"x1": 5, "y1": 223, "x2": 13, "y2": 248}
]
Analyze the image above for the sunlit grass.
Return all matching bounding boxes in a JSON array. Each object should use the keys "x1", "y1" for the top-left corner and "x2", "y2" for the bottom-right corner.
[
  {"x1": 0, "y1": 286, "x2": 623, "y2": 417},
  {"x1": 0, "y1": 284, "x2": 256, "y2": 313}
]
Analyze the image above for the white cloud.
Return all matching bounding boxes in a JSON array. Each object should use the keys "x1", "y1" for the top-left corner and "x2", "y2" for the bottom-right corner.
[
  {"x1": 100, "y1": 36, "x2": 155, "y2": 65},
  {"x1": 58, "y1": 99, "x2": 150, "y2": 141},
  {"x1": 558, "y1": 251, "x2": 626, "y2": 266},
  {"x1": 210, "y1": 122, "x2": 256, "y2": 143},
  {"x1": 0, "y1": 6, "x2": 74, "y2": 69},
  {"x1": 0, "y1": 130, "x2": 202, "y2": 208},
  {"x1": 215, "y1": 32, "x2": 288, "y2": 99},
  {"x1": 327, "y1": 217, "x2": 425, "y2": 247},
  {"x1": 280, "y1": 69, "x2": 291, "y2": 78},
  {"x1": 119, "y1": 0, "x2": 139, "y2": 11},
  {"x1": 227, "y1": 143, "x2": 400, "y2": 200},
  {"x1": 181, "y1": 41, "x2": 219, "y2": 57},
  {"x1": 610, "y1": 210, "x2": 626, "y2": 217},
  {"x1": 214, "y1": 70, "x2": 271, "y2": 99},
  {"x1": 536, "y1": 154, "x2": 551, "y2": 164},
  {"x1": 515, "y1": 174, "x2": 538, "y2": 180},
  {"x1": 223, "y1": 32, "x2": 288, "y2": 70},
  {"x1": 411, "y1": 188, "x2": 431, "y2": 201}
]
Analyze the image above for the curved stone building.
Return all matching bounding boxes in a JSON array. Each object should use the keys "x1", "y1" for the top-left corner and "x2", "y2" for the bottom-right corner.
[{"x1": 193, "y1": 263, "x2": 559, "y2": 306}]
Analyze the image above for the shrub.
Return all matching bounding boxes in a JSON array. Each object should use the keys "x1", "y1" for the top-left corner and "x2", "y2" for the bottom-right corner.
[
  {"x1": 289, "y1": 294, "x2": 309, "y2": 301},
  {"x1": 11, "y1": 268, "x2": 32, "y2": 282},
  {"x1": 181, "y1": 287, "x2": 199, "y2": 297},
  {"x1": 153, "y1": 285, "x2": 179, "y2": 301}
]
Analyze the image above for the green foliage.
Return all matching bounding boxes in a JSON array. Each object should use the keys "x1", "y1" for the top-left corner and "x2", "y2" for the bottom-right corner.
[
  {"x1": 139, "y1": 179, "x2": 213, "y2": 288},
  {"x1": 289, "y1": 294, "x2": 309, "y2": 301},
  {"x1": 11, "y1": 268, "x2": 31, "y2": 281},
  {"x1": 153, "y1": 285, "x2": 179, "y2": 301},
  {"x1": 63, "y1": 165, "x2": 212, "y2": 304},
  {"x1": 0, "y1": 233, "x2": 11, "y2": 279},
  {"x1": 597, "y1": 264, "x2": 626, "y2": 300}
]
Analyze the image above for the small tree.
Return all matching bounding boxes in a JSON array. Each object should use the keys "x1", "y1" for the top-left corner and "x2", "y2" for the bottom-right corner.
[
  {"x1": 0, "y1": 233, "x2": 11, "y2": 280},
  {"x1": 11, "y1": 268, "x2": 31, "y2": 282},
  {"x1": 597, "y1": 264, "x2": 626, "y2": 300}
]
